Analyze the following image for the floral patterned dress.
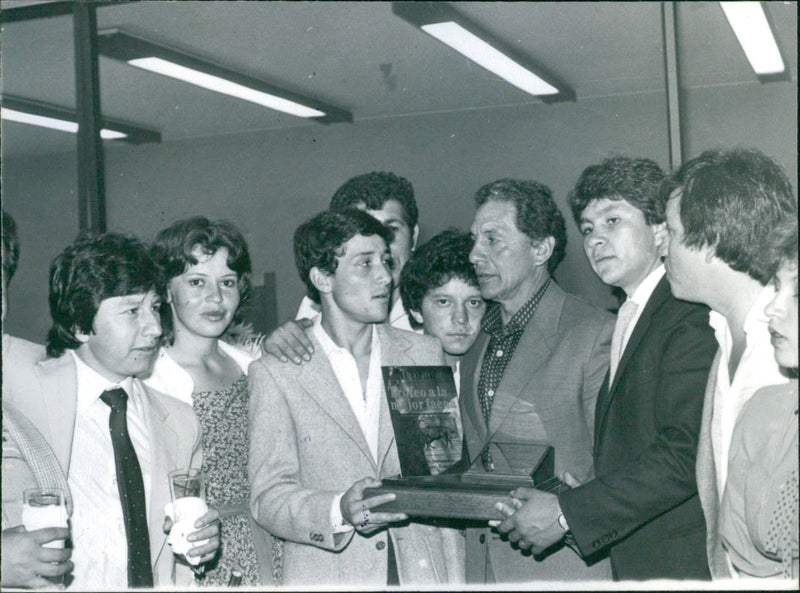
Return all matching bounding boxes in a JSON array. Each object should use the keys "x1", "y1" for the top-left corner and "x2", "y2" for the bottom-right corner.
[{"x1": 191, "y1": 374, "x2": 259, "y2": 586}]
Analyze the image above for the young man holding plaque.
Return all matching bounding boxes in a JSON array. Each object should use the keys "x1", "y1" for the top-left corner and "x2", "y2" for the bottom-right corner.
[
  {"x1": 248, "y1": 209, "x2": 458, "y2": 586},
  {"x1": 461, "y1": 179, "x2": 614, "y2": 583},
  {"x1": 4, "y1": 232, "x2": 221, "y2": 589},
  {"x1": 494, "y1": 157, "x2": 717, "y2": 580}
]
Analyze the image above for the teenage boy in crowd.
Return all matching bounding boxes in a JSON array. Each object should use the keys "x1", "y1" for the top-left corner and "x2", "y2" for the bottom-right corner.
[
  {"x1": 248, "y1": 209, "x2": 457, "y2": 586},
  {"x1": 494, "y1": 157, "x2": 716, "y2": 580},
  {"x1": 4, "y1": 233, "x2": 220, "y2": 589}
]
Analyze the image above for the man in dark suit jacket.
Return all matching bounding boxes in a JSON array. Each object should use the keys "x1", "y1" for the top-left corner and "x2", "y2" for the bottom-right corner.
[{"x1": 495, "y1": 157, "x2": 716, "y2": 580}]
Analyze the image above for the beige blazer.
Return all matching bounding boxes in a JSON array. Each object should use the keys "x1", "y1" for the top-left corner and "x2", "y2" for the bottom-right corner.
[
  {"x1": 248, "y1": 324, "x2": 455, "y2": 586},
  {"x1": 460, "y1": 281, "x2": 615, "y2": 583},
  {"x1": 4, "y1": 353, "x2": 202, "y2": 587}
]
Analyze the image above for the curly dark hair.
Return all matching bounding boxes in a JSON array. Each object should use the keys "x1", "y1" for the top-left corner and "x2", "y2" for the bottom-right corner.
[
  {"x1": 2, "y1": 210, "x2": 20, "y2": 283},
  {"x1": 474, "y1": 179, "x2": 567, "y2": 274},
  {"x1": 400, "y1": 229, "x2": 478, "y2": 329},
  {"x1": 330, "y1": 171, "x2": 418, "y2": 229},
  {"x1": 47, "y1": 232, "x2": 164, "y2": 357},
  {"x1": 568, "y1": 156, "x2": 666, "y2": 225},
  {"x1": 762, "y1": 220, "x2": 798, "y2": 279},
  {"x1": 661, "y1": 148, "x2": 797, "y2": 284},
  {"x1": 151, "y1": 216, "x2": 252, "y2": 343},
  {"x1": 294, "y1": 208, "x2": 393, "y2": 304}
]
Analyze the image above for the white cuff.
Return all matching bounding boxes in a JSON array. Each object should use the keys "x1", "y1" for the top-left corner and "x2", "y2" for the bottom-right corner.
[{"x1": 330, "y1": 493, "x2": 354, "y2": 534}]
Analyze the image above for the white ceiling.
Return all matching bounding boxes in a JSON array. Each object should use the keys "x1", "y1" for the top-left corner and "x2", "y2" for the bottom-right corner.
[{"x1": 1, "y1": 1, "x2": 796, "y2": 157}]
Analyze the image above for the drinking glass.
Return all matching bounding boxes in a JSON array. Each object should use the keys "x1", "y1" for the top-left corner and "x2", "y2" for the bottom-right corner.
[
  {"x1": 167, "y1": 468, "x2": 208, "y2": 567},
  {"x1": 22, "y1": 488, "x2": 68, "y2": 548}
]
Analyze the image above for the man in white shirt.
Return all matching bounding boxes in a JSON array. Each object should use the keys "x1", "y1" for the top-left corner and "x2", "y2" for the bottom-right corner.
[
  {"x1": 248, "y1": 209, "x2": 456, "y2": 586},
  {"x1": 266, "y1": 172, "x2": 421, "y2": 363},
  {"x1": 4, "y1": 233, "x2": 220, "y2": 589},
  {"x1": 494, "y1": 157, "x2": 716, "y2": 580},
  {"x1": 660, "y1": 148, "x2": 796, "y2": 578}
]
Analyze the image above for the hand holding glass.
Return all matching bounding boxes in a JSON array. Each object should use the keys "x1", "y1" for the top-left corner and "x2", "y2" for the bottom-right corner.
[
  {"x1": 166, "y1": 468, "x2": 209, "y2": 565},
  {"x1": 22, "y1": 488, "x2": 68, "y2": 549}
]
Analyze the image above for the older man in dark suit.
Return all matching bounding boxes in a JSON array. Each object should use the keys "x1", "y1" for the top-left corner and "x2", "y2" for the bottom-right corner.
[{"x1": 461, "y1": 179, "x2": 614, "y2": 583}]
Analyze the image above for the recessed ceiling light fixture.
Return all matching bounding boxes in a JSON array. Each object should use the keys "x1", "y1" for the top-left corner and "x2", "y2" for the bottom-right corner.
[
  {"x1": 392, "y1": 1, "x2": 574, "y2": 103},
  {"x1": 98, "y1": 29, "x2": 352, "y2": 124},
  {"x1": 1, "y1": 95, "x2": 161, "y2": 143},
  {"x1": 719, "y1": 2, "x2": 787, "y2": 81}
]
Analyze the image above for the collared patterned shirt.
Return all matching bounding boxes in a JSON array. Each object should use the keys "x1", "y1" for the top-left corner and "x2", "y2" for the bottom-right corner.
[{"x1": 477, "y1": 278, "x2": 551, "y2": 429}]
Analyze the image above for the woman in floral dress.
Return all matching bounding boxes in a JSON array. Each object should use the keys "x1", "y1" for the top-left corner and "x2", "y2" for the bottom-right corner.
[{"x1": 146, "y1": 217, "x2": 277, "y2": 586}]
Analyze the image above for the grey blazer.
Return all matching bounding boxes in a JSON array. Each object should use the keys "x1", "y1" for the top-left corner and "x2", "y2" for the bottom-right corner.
[
  {"x1": 248, "y1": 324, "x2": 455, "y2": 586},
  {"x1": 460, "y1": 281, "x2": 615, "y2": 583},
  {"x1": 4, "y1": 353, "x2": 202, "y2": 587}
]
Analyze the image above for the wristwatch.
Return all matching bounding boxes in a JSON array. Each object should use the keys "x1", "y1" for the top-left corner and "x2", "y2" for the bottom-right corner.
[{"x1": 557, "y1": 511, "x2": 577, "y2": 548}]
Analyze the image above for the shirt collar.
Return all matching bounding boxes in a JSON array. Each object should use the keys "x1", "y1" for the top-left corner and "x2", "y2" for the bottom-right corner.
[
  {"x1": 312, "y1": 315, "x2": 380, "y2": 359},
  {"x1": 708, "y1": 284, "x2": 774, "y2": 343},
  {"x1": 629, "y1": 264, "x2": 665, "y2": 307},
  {"x1": 482, "y1": 278, "x2": 551, "y2": 338},
  {"x1": 70, "y1": 350, "x2": 134, "y2": 413}
]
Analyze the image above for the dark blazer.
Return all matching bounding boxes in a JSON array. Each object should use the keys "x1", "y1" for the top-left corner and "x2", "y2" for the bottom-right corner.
[{"x1": 558, "y1": 277, "x2": 716, "y2": 580}]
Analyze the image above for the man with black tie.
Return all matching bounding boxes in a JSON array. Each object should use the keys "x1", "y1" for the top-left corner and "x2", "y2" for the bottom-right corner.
[
  {"x1": 4, "y1": 232, "x2": 220, "y2": 588},
  {"x1": 495, "y1": 157, "x2": 716, "y2": 580}
]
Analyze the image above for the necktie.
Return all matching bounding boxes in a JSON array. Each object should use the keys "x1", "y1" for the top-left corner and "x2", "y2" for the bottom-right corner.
[
  {"x1": 609, "y1": 300, "x2": 638, "y2": 385},
  {"x1": 100, "y1": 388, "x2": 154, "y2": 588}
]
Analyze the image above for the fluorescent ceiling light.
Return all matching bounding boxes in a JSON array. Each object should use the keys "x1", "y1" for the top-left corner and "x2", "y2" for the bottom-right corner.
[
  {"x1": 422, "y1": 22, "x2": 559, "y2": 96},
  {"x1": 720, "y1": 2, "x2": 784, "y2": 75},
  {"x1": 98, "y1": 30, "x2": 352, "y2": 124},
  {"x1": 1, "y1": 107, "x2": 127, "y2": 139},
  {"x1": 128, "y1": 57, "x2": 325, "y2": 118}
]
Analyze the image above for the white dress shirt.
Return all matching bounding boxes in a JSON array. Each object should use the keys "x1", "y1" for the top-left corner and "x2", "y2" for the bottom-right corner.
[
  {"x1": 67, "y1": 351, "x2": 153, "y2": 590},
  {"x1": 708, "y1": 285, "x2": 788, "y2": 498},
  {"x1": 297, "y1": 295, "x2": 420, "y2": 334},
  {"x1": 620, "y1": 265, "x2": 665, "y2": 354},
  {"x1": 312, "y1": 317, "x2": 384, "y2": 532}
]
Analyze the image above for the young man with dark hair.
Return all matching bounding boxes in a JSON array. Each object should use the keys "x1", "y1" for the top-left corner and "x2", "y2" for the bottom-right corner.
[
  {"x1": 661, "y1": 148, "x2": 796, "y2": 579},
  {"x1": 268, "y1": 172, "x2": 421, "y2": 364},
  {"x1": 495, "y1": 156, "x2": 716, "y2": 580},
  {"x1": 461, "y1": 178, "x2": 614, "y2": 583},
  {"x1": 248, "y1": 208, "x2": 457, "y2": 586},
  {"x1": 5, "y1": 232, "x2": 220, "y2": 589}
]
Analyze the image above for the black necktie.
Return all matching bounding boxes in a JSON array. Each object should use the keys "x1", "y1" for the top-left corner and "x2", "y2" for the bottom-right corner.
[{"x1": 100, "y1": 387, "x2": 154, "y2": 588}]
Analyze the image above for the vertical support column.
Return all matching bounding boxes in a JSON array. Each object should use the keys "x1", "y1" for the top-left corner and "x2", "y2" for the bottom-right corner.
[
  {"x1": 662, "y1": 1, "x2": 683, "y2": 168},
  {"x1": 73, "y1": 1, "x2": 106, "y2": 233}
]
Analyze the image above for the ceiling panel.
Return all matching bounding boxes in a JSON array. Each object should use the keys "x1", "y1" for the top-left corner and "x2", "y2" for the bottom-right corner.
[{"x1": 1, "y1": 1, "x2": 796, "y2": 158}]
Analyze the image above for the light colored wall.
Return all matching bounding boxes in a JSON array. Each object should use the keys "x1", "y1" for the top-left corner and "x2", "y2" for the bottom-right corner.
[{"x1": 2, "y1": 81, "x2": 796, "y2": 343}]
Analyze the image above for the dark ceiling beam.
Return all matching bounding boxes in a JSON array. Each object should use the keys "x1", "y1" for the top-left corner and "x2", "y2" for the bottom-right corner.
[{"x1": 0, "y1": 1, "x2": 139, "y2": 23}]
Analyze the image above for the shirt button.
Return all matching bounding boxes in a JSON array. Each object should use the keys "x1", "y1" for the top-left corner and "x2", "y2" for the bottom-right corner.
[
  {"x1": 487, "y1": 389, "x2": 494, "y2": 397},
  {"x1": 111, "y1": 478, "x2": 118, "y2": 487},
  {"x1": 376, "y1": 540, "x2": 386, "y2": 550},
  {"x1": 495, "y1": 349, "x2": 504, "y2": 357}
]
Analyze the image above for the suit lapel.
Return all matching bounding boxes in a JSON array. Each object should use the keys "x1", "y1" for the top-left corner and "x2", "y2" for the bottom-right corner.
[
  {"x1": 596, "y1": 278, "x2": 670, "y2": 433},
  {"x1": 488, "y1": 283, "x2": 563, "y2": 435},
  {"x1": 461, "y1": 332, "x2": 489, "y2": 464},
  {"x1": 297, "y1": 333, "x2": 375, "y2": 466},
  {"x1": 376, "y1": 325, "x2": 414, "y2": 473},
  {"x1": 141, "y1": 385, "x2": 175, "y2": 573},
  {"x1": 35, "y1": 355, "x2": 78, "y2": 475}
]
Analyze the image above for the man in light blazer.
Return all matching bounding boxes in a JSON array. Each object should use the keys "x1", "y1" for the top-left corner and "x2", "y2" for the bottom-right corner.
[
  {"x1": 496, "y1": 157, "x2": 716, "y2": 580},
  {"x1": 661, "y1": 149, "x2": 795, "y2": 578},
  {"x1": 3, "y1": 232, "x2": 220, "y2": 589},
  {"x1": 461, "y1": 179, "x2": 614, "y2": 583},
  {"x1": 249, "y1": 209, "x2": 455, "y2": 587}
]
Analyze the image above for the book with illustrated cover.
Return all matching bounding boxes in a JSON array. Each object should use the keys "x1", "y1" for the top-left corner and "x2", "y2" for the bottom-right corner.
[{"x1": 381, "y1": 365, "x2": 467, "y2": 477}]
